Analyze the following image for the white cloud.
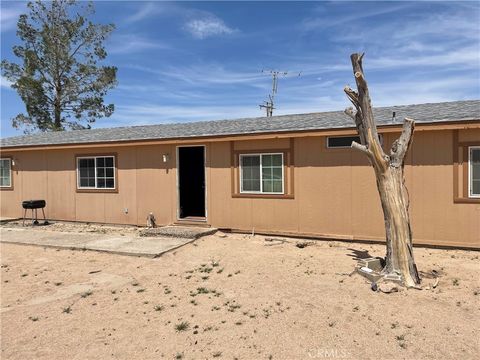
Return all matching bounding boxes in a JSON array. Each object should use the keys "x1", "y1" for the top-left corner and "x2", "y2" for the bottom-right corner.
[
  {"x1": 184, "y1": 14, "x2": 236, "y2": 39},
  {"x1": 108, "y1": 34, "x2": 169, "y2": 55},
  {"x1": 125, "y1": 2, "x2": 164, "y2": 24},
  {"x1": 0, "y1": 76, "x2": 13, "y2": 89}
]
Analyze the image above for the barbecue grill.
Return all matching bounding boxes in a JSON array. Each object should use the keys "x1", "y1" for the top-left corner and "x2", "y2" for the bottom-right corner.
[{"x1": 22, "y1": 200, "x2": 48, "y2": 226}]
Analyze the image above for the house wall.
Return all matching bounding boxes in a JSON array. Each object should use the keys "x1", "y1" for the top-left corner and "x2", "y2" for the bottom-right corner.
[{"x1": 1, "y1": 128, "x2": 479, "y2": 248}]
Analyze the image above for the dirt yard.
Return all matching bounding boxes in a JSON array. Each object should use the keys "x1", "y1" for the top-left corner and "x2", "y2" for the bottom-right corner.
[{"x1": 1, "y1": 232, "x2": 479, "y2": 360}]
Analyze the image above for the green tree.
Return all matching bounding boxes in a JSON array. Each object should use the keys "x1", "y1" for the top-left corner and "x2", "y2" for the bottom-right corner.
[{"x1": 1, "y1": 0, "x2": 117, "y2": 133}]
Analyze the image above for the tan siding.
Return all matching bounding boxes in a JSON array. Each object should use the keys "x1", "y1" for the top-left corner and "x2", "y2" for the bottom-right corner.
[
  {"x1": 1, "y1": 128, "x2": 479, "y2": 248},
  {"x1": 135, "y1": 144, "x2": 175, "y2": 226},
  {"x1": 46, "y1": 150, "x2": 75, "y2": 221}
]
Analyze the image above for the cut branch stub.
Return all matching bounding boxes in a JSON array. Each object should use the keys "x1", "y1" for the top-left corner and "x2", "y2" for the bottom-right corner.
[{"x1": 390, "y1": 118, "x2": 415, "y2": 168}]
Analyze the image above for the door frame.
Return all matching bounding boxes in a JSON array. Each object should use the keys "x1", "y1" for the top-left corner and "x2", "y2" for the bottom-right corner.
[{"x1": 175, "y1": 144, "x2": 207, "y2": 221}]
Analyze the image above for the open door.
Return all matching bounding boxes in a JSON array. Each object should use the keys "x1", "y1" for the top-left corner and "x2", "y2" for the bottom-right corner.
[{"x1": 177, "y1": 146, "x2": 206, "y2": 219}]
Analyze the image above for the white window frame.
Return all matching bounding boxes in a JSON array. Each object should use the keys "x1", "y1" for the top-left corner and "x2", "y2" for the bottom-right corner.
[
  {"x1": 76, "y1": 155, "x2": 116, "y2": 190},
  {"x1": 468, "y1": 146, "x2": 480, "y2": 198},
  {"x1": 326, "y1": 134, "x2": 384, "y2": 149},
  {"x1": 239, "y1": 153, "x2": 284, "y2": 195},
  {"x1": 0, "y1": 158, "x2": 12, "y2": 188}
]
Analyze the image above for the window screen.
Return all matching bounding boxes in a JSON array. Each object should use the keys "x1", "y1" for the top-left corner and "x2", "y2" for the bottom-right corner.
[
  {"x1": 77, "y1": 156, "x2": 115, "y2": 189},
  {"x1": 0, "y1": 158, "x2": 11, "y2": 187},
  {"x1": 327, "y1": 135, "x2": 383, "y2": 148},
  {"x1": 240, "y1": 153, "x2": 283, "y2": 194},
  {"x1": 470, "y1": 147, "x2": 480, "y2": 197}
]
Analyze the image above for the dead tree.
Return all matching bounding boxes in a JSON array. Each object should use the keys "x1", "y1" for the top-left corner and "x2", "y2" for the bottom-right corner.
[{"x1": 344, "y1": 53, "x2": 420, "y2": 287}]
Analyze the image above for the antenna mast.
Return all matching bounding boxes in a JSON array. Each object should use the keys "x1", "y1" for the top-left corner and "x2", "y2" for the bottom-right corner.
[{"x1": 259, "y1": 70, "x2": 300, "y2": 117}]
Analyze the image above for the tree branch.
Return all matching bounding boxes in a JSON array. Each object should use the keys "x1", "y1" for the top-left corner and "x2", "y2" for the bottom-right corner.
[
  {"x1": 390, "y1": 117, "x2": 415, "y2": 167},
  {"x1": 344, "y1": 107, "x2": 357, "y2": 120},
  {"x1": 351, "y1": 141, "x2": 374, "y2": 160}
]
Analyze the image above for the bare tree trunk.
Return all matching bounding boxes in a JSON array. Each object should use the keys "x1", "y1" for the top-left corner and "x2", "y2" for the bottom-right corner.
[{"x1": 344, "y1": 53, "x2": 420, "y2": 287}]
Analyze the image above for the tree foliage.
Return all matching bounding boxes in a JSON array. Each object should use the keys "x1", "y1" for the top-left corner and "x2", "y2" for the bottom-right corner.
[{"x1": 1, "y1": 0, "x2": 117, "y2": 133}]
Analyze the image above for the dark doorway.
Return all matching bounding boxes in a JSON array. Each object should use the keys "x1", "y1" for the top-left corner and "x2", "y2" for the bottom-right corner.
[{"x1": 178, "y1": 146, "x2": 206, "y2": 219}]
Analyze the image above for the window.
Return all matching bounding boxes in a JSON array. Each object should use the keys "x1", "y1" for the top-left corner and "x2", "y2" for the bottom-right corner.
[
  {"x1": 0, "y1": 158, "x2": 12, "y2": 188},
  {"x1": 77, "y1": 156, "x2": 115, "y2": 189},
  {"x1": 240, "y1": 153, "x2": 284, "y2": 194},
  {"x1": 469, "y1": 146, "x2": 480, "y2": 198},
  {"x1": 327, "y1": 135, "x2": 383, "y2": 148}
]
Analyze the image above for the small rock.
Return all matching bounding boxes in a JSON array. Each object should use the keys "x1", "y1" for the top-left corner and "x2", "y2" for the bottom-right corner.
[
  {"x1": 378, "y1": 282, "x2": 399, "y2": 293},
  {"x1": 371, "y1": 282, "x2": 378, "y2": 291}
]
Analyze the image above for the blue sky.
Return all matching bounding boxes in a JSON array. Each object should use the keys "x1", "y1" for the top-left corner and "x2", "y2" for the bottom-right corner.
[{"x1": 1, "y1": 0, "x2": 479, "y2": 137}]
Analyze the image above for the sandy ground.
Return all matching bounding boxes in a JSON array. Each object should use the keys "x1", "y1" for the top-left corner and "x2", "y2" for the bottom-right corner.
[
  {"x1": 1, "y1": 233, "x2": 479, "y2": 360},
  {"x1": 2, "y1": 220, "x2": 140, "y2": 235}
]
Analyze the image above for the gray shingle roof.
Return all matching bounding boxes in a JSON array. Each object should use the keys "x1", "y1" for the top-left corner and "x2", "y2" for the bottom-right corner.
[{"x1": 1, "y1": 100, "x2": 479, "y2": 148}]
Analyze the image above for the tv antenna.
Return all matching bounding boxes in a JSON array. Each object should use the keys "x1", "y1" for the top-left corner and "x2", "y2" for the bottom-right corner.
[{"x1": 259, "y1": 70, "x2": 301, "y2": 117}]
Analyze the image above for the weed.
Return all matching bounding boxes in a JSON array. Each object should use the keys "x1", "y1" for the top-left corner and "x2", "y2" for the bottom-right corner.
[
  {"x1": 234, "y1": 270, "x2": 241, "y2": 275},
  {"x1": 211, "y1": 306, "x2": 221, "y2": 311},
  {"x1": 111, "y1": 290, "x2": 116, "y2": 294},
  {"x1": 28, "y1": 316, "x2": 39, "y2": 322},
  {"x1": 217, "y1": 268, "x2": 224, "y2": 274},
  {"x1": 21, "y1": 273, "x2": 28, "y2": 277},
  {"x1": 154, "y1": 305, "x2": 164, "y2": 312},
  {"x1": 197, "y1": 287, "x2": 210, "y2": 294},
  {"x1": 391, "y1": 322, "x2": 398, "y2": 329},
  {"x1": 131, "y1": 281, "x2": 139, "y2": 286},
  {"x1": 235, "y1": 321, "x2": 243, "y2": 326},
  {"x1": 296, "y1": 242, "x2": 311, "y2": 249},
  {"x1": 213, "y1": 351, "x2": 222, "y2": 357},
  {"x1": 190, "y1": 299, "x2": 198, "y2": 306},
  {"x1": 175, "y1": 353, "x2": 183, "y2": 359},
  {"x1": 136, "y1": 288, "x2": 146, "y2": 293},
  {"x1": 228, "y1": 304, "x2": 241, "y2": 312},
  {"x1": 54, "y1": 281, "x2": 62, "y2": 286},
  {"x1": 63, "y1": 306, "x2": 71, "y2": 314},
  {"x1": 81, "y1": 290, "x2": 93, "y2": 298},
  {"x1": 452, "y1": 278, "x2": 459, "y2": 286},
  {"x1": 185, "y1": 275, "x2": 192, "y2": 280},
  {"x1": 201, "y1": 276, "x2": 209, "y2": 281},
  {"x1": 164, "y1": 288, "x2": 172, "y2": 294},
  {"x1": 175, "y1": 321, "x2": 190, "y2": 332},
  {"x1": 211, "y1": 260, "x2": 220, "y2": 268},
  {"x1": 396, "y1": 335, "x2": 405, "y2": 341},
  {"x1": 328, "y1": 321, "x2": 335, "y2": 327}
]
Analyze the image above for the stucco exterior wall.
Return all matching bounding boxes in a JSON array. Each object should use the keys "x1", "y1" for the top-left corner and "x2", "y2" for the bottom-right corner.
[{"x1": 1, "y1": 128, "x2": 479, "y2": 248}]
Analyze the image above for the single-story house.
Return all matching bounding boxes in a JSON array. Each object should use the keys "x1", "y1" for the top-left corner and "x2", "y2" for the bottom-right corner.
[{"x1": 1, "y1": 100, "x2": 479, "y2": 248}]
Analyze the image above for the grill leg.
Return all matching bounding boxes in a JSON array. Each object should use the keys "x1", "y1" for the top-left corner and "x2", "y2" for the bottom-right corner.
[
  {"x1": 22, "y1": 208, "x2": 27, "y2": 226},
  {"x1": 41, "y1": 208, "x2": 46, "y2": 221},
  {"x1": 34, "y1": 209, "x2": 39, "y2": 225}
]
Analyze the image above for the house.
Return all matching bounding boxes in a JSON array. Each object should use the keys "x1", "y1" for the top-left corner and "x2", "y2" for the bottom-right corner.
[{"x1": 1, "y1": 100, "x2": 479, "y2": 248}]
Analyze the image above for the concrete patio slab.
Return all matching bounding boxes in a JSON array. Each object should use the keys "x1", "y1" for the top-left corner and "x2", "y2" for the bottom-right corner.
[{"x1": 0, "y1": 227, "x2": 196, "y2": 257}]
